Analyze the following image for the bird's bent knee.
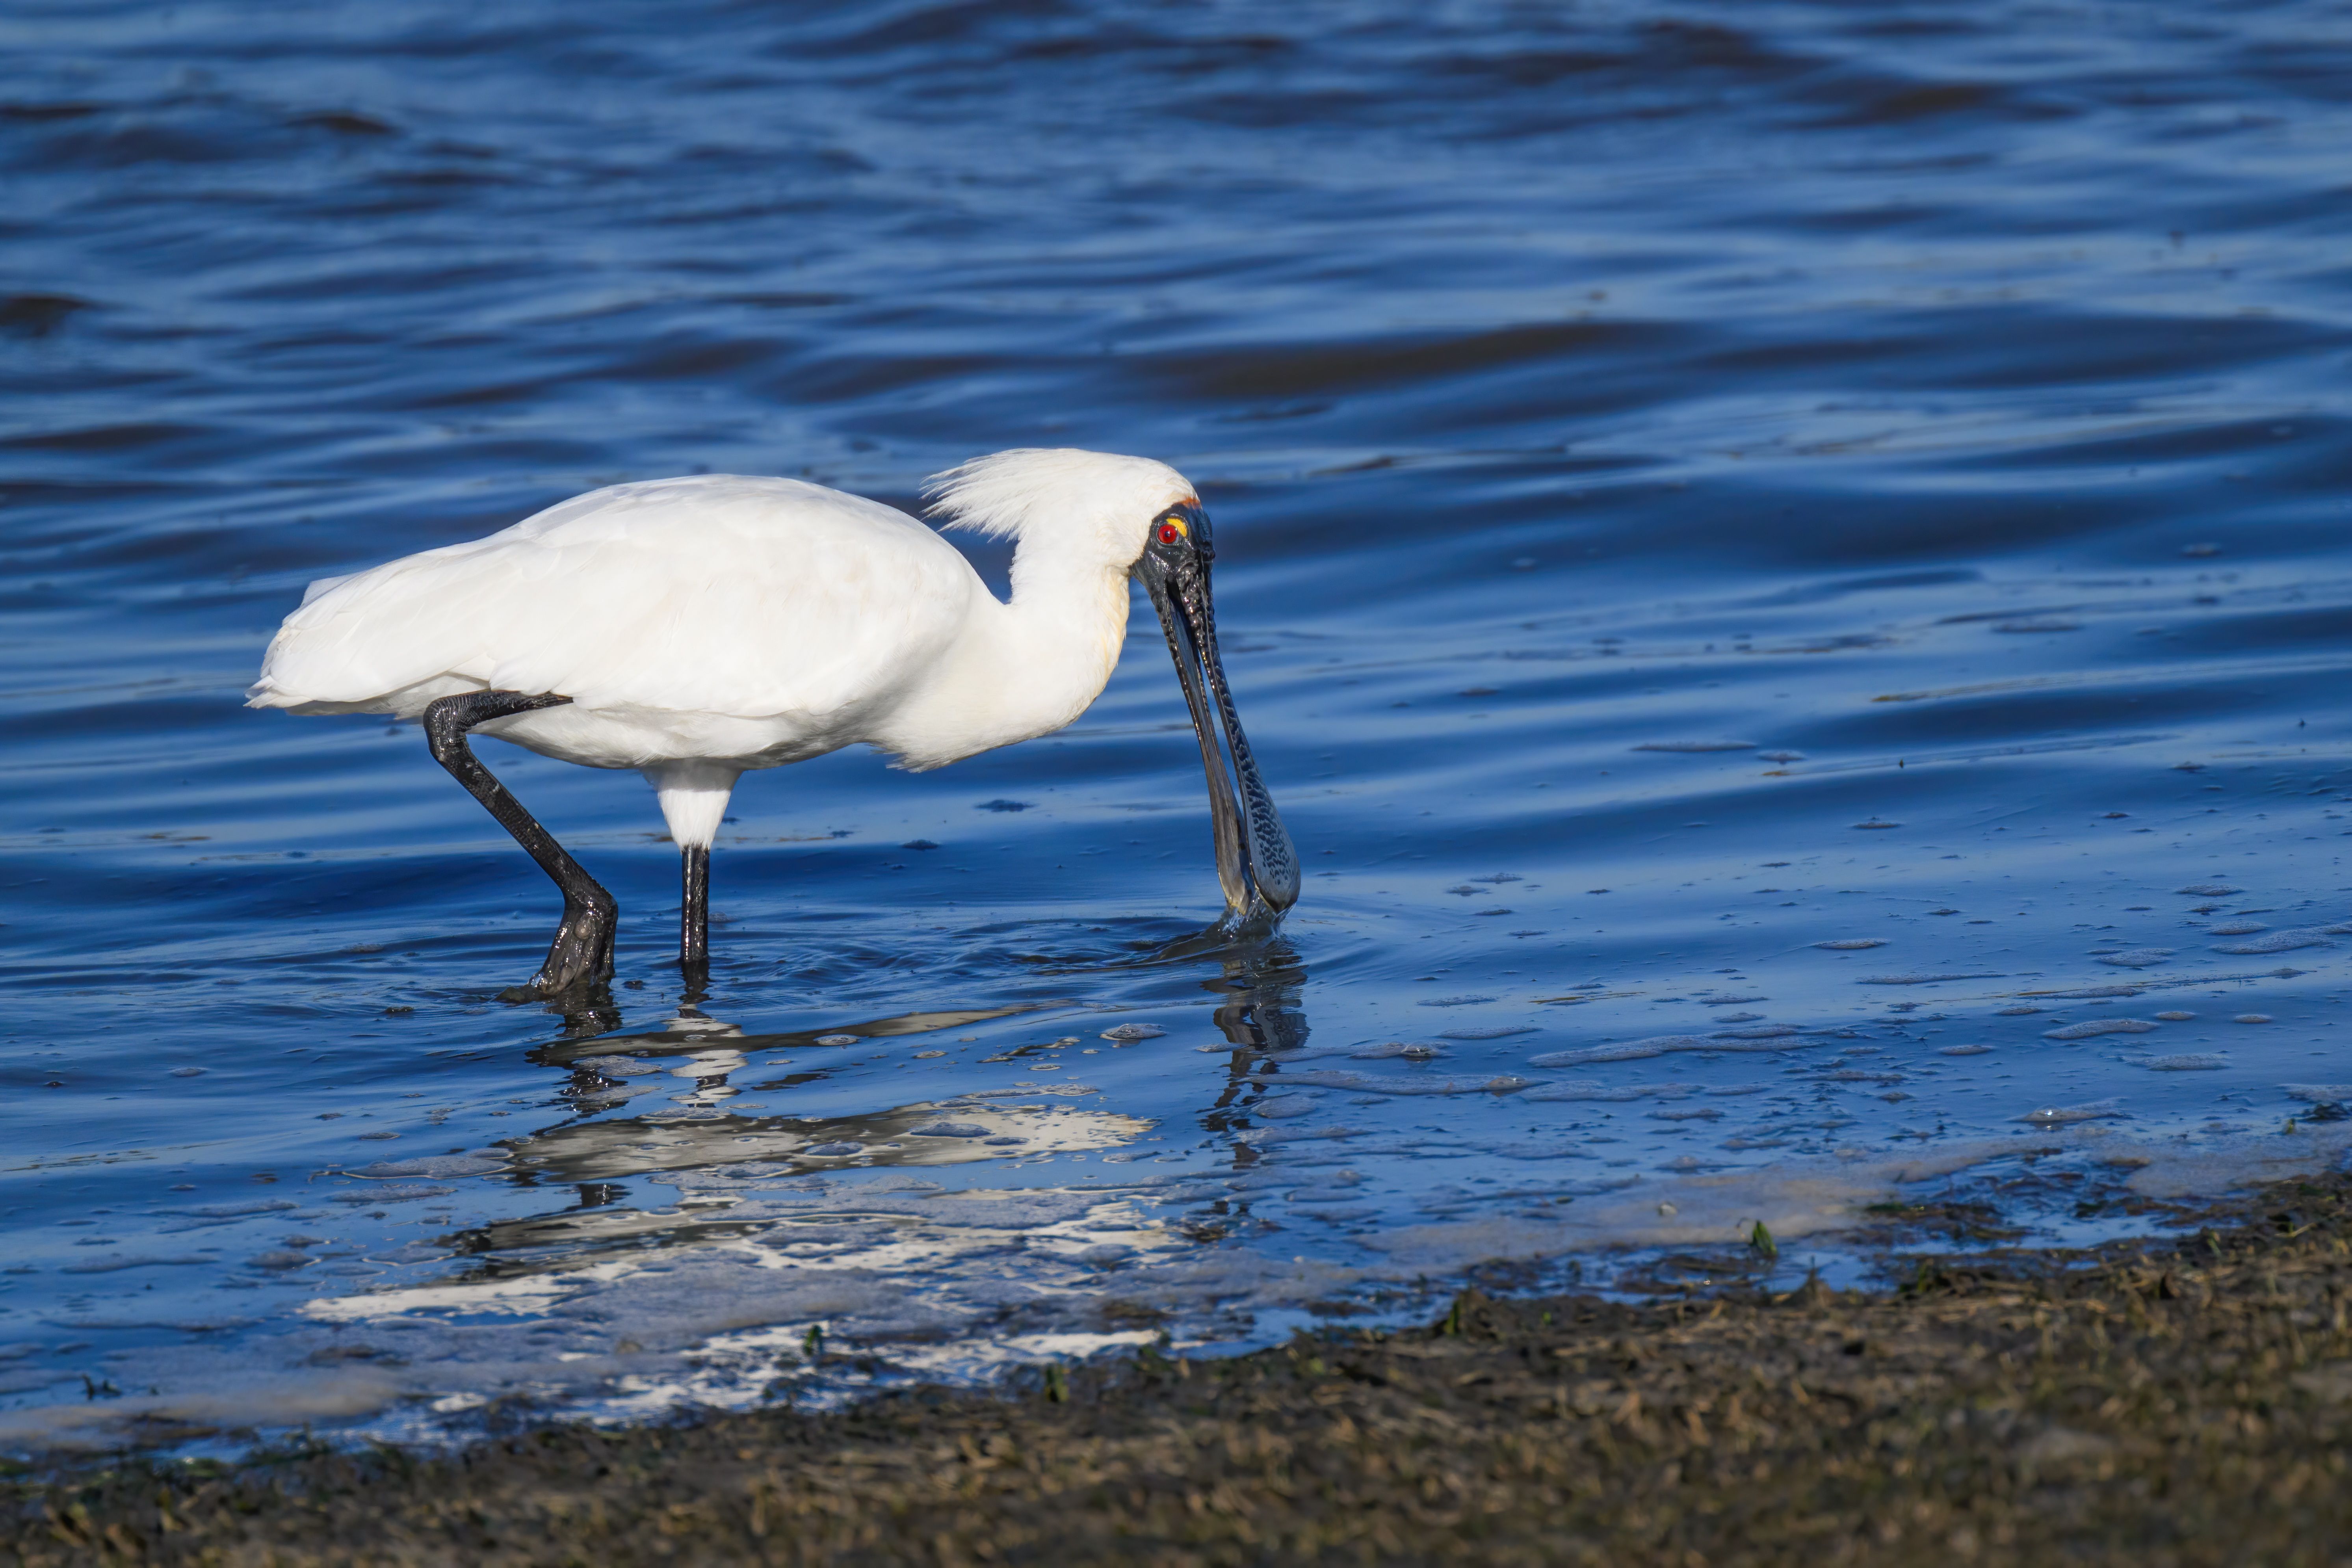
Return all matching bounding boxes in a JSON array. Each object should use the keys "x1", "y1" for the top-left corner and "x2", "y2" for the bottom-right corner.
[
  {"x1": 422, "y1": 699, "x2": 475, "y2": 763},
  {"x1": 424, "y1": 690, "x2": 569, "y2": 761}
]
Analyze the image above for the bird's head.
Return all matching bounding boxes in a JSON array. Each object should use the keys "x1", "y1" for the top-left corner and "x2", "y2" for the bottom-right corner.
[{"x1": 925, "y1": 448, "x2": 1298, "y2": 923}]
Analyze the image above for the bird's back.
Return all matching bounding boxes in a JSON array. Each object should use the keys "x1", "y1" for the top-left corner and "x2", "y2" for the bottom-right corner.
[{"x1": 249, "y1": 476, "x2": 984, "y2": 738}]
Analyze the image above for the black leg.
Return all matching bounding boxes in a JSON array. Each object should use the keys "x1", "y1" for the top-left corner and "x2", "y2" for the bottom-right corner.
[
  {"x1": 680, "y1": 843, "x2": 710, "y2": 990},
  {"x1": 423, "y1": 690, "x2": 617, "y2": 998}
]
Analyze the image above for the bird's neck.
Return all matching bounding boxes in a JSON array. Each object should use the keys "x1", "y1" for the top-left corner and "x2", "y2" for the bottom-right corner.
[
  {"x1": 885, "y1": 546, "x2": 1132, "y2": 769},
  {"x1": 992, "y1": 546, "x2": 1133, "y2": 732}
]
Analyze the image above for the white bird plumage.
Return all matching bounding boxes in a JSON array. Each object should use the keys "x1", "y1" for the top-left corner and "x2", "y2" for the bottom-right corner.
[
  {"x1": 248, "y1": 448, "x2": 1294, "y2": 996},
  {"x1": 251, "y1": 451, "x2": 1192, "y2": 836}
]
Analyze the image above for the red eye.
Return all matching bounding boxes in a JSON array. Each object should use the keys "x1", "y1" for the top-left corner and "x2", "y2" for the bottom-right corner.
[{"x1": 1158, "y1": 523, "x2": 1181, "y2": 544}]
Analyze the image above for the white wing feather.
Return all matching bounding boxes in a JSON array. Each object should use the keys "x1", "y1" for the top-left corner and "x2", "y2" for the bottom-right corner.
[{"x1": 249, "y1": 476, "x2": 979, "y2": 724}]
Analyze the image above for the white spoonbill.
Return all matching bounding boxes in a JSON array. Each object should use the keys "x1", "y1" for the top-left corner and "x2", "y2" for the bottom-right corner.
[{"x1": 247, "y1": 449, "x2": 1299, "y2": 996}]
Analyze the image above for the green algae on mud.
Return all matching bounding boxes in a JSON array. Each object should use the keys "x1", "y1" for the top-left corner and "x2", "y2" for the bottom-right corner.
[{"x1": 9, "y1": 1175, "x2": 2352, "y2": 1566}]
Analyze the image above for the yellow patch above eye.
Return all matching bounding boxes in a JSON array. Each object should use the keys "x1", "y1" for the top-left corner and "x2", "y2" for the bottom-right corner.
[{"x1": 1162, "y1": 516, "x2": 1189, "y2": 535}]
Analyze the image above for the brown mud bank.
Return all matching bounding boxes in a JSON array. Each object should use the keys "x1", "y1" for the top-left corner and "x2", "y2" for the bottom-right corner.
[{"x1": 9, "y1": 1173, "x2": 2352, "y2": 1567}]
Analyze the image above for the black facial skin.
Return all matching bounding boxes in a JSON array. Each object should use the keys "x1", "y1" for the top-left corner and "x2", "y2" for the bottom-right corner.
[{"x1": 1131, "y1": 500, "x2": 1300, "y2": 922}]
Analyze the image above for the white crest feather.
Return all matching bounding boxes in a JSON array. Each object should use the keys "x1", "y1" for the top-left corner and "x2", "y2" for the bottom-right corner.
[{"x1": 923, "y1": 448, "x2": 1195, "y2": 548}]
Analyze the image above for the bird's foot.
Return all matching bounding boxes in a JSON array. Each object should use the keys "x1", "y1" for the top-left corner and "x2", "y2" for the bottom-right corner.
[{"x1": 500, "y1": 898, "x2": 617, "y2": 1002}]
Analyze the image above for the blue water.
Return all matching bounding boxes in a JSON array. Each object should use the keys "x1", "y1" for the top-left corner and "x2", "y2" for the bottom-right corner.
[{"x1": 6, "y1": 0, "x2": 2352, "y2": 1450}]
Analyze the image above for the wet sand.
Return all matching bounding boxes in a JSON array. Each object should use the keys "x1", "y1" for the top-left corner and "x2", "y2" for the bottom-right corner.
[{"x1": 11, "y1": 1170, "x2": 2349, "y2": 1566}]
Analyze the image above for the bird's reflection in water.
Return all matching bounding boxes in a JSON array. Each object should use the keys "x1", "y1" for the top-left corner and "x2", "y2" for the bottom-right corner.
[
  {"x1": 534, "y1": 1000, "x2": 1054, "y2": 1115},
  {"x1": 1196, "y1": 936, "x2": 1310, "y2": 1141},
  {"x1": 534, "y1": 999, "x2": 1061, "y2": 1073},
  {"x1": 1040, "y1": 918, "x2": 1310, "y2": 1131},
  {"x1": 519, "y1": 998, "x2": 1122, "y2": 1178},
  {"x1": 440, "y1": 930, "x2": 1318, "y2": 1286},
  {"x1": 438, "y1": 1000, "x2": 1151, "y2": 1278},
  {"x1": 503, "y1": 1085, "x2": 1141, "y2": 1186}
]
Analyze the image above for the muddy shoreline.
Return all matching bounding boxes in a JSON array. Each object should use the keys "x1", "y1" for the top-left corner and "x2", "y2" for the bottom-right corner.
[{"x1": 10, "y1": 1172, "x2": 2350, "y2": 1566}]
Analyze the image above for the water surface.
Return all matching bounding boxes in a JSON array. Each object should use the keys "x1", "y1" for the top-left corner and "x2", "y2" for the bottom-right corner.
[{"x1": 6, "y1": 0, "x2": 2352, "y2": 1449}]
